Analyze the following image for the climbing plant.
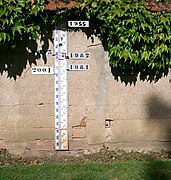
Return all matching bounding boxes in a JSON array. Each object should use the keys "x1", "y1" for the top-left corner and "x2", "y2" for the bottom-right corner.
[
  {"x1": 1, "y1": 0, "x2": 171, "y2": 79},
  {"x1": 0, "y1": 0, "x2": 47, "y2": 46},
  {"x1": 61, "y1": 0, "x2": 171, "y2": 79},
  {"x1": 0, "y1": 0, "x2": 55, "y2": 79}
]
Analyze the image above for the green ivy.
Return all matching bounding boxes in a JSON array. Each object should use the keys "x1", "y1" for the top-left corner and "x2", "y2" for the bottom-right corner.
[
  {"x1": 63, "y1": 0, "x2": 171, "y2": 77},
  {"x1": 1, "y1": 0, "x2": 171, "y2": 77},
  {"x1": 0, "y1": 0, "x2": 46, "y2": 46}
]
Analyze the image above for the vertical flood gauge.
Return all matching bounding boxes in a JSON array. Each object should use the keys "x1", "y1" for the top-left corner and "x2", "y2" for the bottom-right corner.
[
  {"x1": 54, "y1": 29, "x2": 68, "y2": 150},
  {"x1": 54, "y1": 20, "x2": 89, "y2": 150}
]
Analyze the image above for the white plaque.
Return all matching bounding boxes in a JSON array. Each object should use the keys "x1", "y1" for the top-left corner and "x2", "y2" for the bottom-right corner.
[
  {"x1": 32, "y1": 66, "x2": 54, "y2": 74},
  {"x1": 68, "y1": 21, "x2": 89, "y2": 27},
  {"x1": 69, "y1": 52, "x2": 90, "y2": 59},
  {"x1": 68, "y1": 64, "x2": 89, "y2": 71}
]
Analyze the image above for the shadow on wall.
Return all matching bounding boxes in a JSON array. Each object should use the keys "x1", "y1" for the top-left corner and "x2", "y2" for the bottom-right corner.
[
  {"x1": 110, "y1": 65, "x2": 169, "y2": 86},
  {"x1": 0, "y1": 24, "x2": 53, "y2": 80},
  {"x1": 146, "y1": 94, "x2": 171, "y2": 120},
  {"x1": 146, "y1": 94, "x2": 171, "y2": 179},
  {"x1": 146, "y1": 94, "x2": 171, "y2": 146}
]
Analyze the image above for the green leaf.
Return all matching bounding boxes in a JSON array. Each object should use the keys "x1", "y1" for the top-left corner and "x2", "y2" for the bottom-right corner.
[
  {"x1": 91, "y1": 1, "x2": 98, "y2": 8},
  {"x1": 12, "y1": 24, "x2": 24, "y2": 35},
  {"x1": 112, "y1": 9, "x2": 120, "y2": 17},
  {"x1": 154, "y1": 47, "x2": 160, "y2": 58},
  {"x1": 141, "y1": 51, "x2": 149, "y2": 61},
  {"x1": 121, "y1": 50, "x2": 129, "y2": 61},
  {"x1": 18, "y1": 0, "x2": 25, "y2": 7},
  {"x1": 160, "y1": 43, "x2": 168, "y2": 52},
  {"x1": 0, "y1": 32, "x2": 6, "y2": 41}
]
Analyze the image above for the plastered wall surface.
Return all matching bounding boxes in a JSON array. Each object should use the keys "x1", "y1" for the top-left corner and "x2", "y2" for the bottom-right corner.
[
  {"x1": 0, "y1": 39, "x2": 55, "y2": 155},
  {"x1": 1, "y1": 30, "x2": 171, "y2": 156}
]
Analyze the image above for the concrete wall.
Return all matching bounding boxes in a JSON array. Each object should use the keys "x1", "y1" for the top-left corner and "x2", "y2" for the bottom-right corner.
[{"x1": 1, "y1": 30, "x2": 171, "y2": 156}]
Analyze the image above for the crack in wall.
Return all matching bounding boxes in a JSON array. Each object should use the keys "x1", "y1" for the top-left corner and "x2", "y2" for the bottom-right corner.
[{"x1": 0, "y1": 102, "x2": 54, "y2": 107}]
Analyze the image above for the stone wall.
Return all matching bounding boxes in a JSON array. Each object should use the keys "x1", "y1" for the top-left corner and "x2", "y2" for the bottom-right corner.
[
  {"x1": 0, "y1": 38, "x2": 55, "y2": 156},
  {"x1": 1, "y1": 30, "x2": 171, "y2": 156}
]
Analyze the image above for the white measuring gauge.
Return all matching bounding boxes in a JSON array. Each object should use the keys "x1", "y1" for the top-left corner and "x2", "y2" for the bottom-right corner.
[{"x1": 54, "y1": 29, "x2": 68, "y2": 150}]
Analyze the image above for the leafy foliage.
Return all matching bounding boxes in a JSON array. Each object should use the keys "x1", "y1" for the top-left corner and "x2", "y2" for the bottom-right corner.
[
  {"x1": 0, "y1": 0, "x2": 46, "y2": 46},
  {"x1": 1, "y1": 0, "x2": 171, "y2": 80},
  {"x1": 0, "y1": 0, "x2": 55, "y2": 79},
  {"x1": 64, "y1": 0, "x2": 171, "y2": 79}
]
